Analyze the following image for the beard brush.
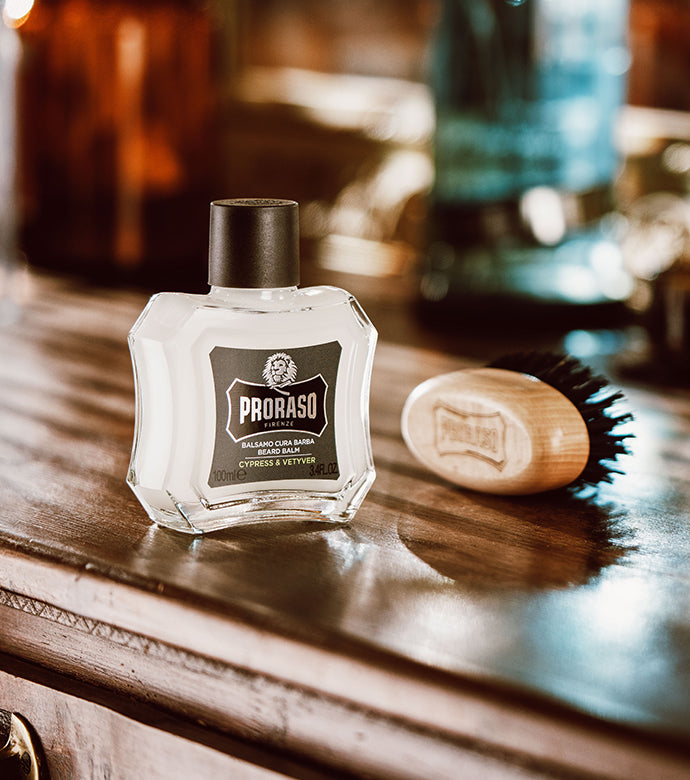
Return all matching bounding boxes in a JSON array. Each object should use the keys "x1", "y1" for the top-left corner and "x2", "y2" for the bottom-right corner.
[{"x1": 401, "y1": 351, "x2": 634, "y2": 495}]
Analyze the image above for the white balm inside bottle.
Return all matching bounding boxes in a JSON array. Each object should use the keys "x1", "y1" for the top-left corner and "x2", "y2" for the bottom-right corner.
[{"x1": 127, "y1": 198, "x2": 377, "y2": 534}]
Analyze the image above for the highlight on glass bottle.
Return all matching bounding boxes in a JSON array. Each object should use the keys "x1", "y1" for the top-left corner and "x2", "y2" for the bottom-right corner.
[{"x1": 127, "y1": 199, "x2": 377, "y2": 534}]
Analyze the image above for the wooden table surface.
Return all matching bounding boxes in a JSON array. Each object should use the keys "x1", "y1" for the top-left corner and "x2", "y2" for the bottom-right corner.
[{"x1": 0, "y1": 265, "x2": 689, "y2": 778}]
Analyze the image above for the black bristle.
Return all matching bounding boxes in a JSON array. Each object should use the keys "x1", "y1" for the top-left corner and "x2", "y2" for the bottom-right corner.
[{"x1": 488, "y1": 351, "x2": 634, "y2": 489}]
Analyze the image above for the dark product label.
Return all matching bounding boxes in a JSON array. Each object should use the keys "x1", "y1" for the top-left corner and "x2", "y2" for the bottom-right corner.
[{"x1": 208, "y1": 343, "x2": 341, "y2": 487}]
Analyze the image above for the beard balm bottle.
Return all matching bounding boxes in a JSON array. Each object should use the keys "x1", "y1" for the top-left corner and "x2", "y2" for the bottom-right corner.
[{"x1": 127, "y1": 199, "x2": 377, "y2": 534}]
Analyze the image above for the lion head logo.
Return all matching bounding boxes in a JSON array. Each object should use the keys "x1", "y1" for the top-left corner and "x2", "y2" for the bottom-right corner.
[{"x1": 262, "y1": 352, "x2": 297, "y2": 388}]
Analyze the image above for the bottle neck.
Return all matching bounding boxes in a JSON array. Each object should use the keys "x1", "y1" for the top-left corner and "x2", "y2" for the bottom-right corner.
[{"x1": 209, "y1": 285, "x2": 298, "y2": 304}]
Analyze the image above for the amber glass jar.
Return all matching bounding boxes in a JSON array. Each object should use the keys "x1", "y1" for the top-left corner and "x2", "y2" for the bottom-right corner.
[{"x1": 16, "y1": 0, "x2": 232, "y2": 289}]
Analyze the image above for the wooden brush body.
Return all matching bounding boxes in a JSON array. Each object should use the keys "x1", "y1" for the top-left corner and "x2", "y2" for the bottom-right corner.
[{"x1": 401, "y1": 368, "x2": 590, "y2": 495}]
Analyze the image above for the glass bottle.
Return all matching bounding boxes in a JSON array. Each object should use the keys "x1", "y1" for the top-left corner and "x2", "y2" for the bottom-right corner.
[
  {"x1": 14, "y1": 0, "x2": 231, "y2": 290},
  {"x1": 127, "y1": 199, "x2": 377, "y2": 534},
  {"x1": 420, "y1": 0, "x2": 633, "y2": 324}
]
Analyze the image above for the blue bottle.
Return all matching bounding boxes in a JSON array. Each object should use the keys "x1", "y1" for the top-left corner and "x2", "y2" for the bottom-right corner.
[{"x1": 421, "y1": 0, "x2": 632, "y2": 323}]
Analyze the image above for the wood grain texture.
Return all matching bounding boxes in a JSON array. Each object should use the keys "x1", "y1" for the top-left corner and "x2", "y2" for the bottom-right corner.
[
  {"x1": 0, "y1": 667, "x2": 297, "y2": 780},
  {"x1": 0, "y1": 270, "x2": 689, "y2": 778}
]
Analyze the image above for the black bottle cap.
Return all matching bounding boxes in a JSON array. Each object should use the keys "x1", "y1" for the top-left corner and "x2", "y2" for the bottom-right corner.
[{"x1": 208, "y1": 198, "x2": 300, "y2": 288}]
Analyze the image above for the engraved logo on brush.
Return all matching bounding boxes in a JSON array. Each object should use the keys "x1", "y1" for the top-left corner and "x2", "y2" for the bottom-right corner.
[
  {"x1": 434, "y1": 404, "x2": 506, "y2": 469},
  {"x1": 226, "y1": 352, "x2": 328, "y2": 441}
]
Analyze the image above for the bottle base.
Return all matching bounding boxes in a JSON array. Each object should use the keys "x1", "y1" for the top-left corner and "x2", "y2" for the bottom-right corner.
[{"x1": 130, "y1": 479, "x2": 374, "y2": 535}]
